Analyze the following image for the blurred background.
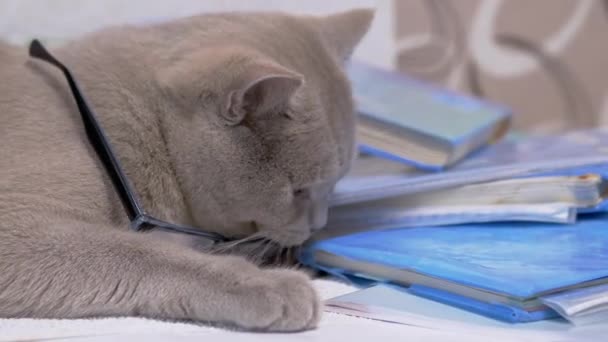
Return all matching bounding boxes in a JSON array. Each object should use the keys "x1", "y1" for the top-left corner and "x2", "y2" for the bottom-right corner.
[{"x1": 1, "y1": 0, "x2": 606, "y2": 133}]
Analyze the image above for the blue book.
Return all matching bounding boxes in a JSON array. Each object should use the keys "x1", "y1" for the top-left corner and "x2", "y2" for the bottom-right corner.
[
  {"x1": 348, "y1": 61, "x2": 511, "y2": 171},
  {"x1": 300, "y1": 215, "x2": 608, "y2": 322}
]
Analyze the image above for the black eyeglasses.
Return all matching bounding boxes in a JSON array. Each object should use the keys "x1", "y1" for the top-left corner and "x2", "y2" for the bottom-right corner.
[{"x1": 29, "y1": 39, "x2": 230, "y2": 244}]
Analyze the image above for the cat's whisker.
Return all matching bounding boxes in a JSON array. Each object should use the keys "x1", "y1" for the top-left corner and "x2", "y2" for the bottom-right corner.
[
  {"x1": 209, "y1": 231, "x2": 266, "y2": 254},
  {"x1": 276, "y1": 248, "x2": 284, "y2": 266},
  {"x1": 273, "y1": 248, "x2": 280, "y2": 265},
  {"x1": 236, "y1": 236, "x2": 271, "y2": 265},
  {"x1": 263, "y1": 239, "x2": 276, "y2": 257},
  {"x1": 272, "y1": 246, "x2": 287, "y2": 266},
  {"x1": 207, "y1": 231, "x2": 303, "y2": 268},
  {"x1": 283, "y1": 247, "x2": 291, "y2": 266},
  {"x1": 256, "y1": 238, "x2": 276, "y2": 265},
  {"x1": 292, "y1": 246, "x2": 303, "y2": 268},
  {"x1": 285, "y1": 247, "x2": 293, "y2": 266}
]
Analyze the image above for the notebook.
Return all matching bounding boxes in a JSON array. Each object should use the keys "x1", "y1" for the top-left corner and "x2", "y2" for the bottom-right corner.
[
  {"x1": 327, "y1": 173, "x2": 605, "y2": 232},
  {"x1": 333, "y1": 128, "x2": 608, "y2": 206},
  {"x1": 301, "y1": 215, "x2": 608, "y2": 322},
  {"x1": 348, "y1": 60, "x2": 511, "y2": 171}
]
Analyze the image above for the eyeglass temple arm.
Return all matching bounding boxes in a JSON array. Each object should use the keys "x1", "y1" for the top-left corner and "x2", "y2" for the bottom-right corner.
[
  {"x1": 28, "y1": 40, "x2": 230, "y2": 243},
  {"x1": 28, "y1": 39, "x2": 146, "y2": 223}
]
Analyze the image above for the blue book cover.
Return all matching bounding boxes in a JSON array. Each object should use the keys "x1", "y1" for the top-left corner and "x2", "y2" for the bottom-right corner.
[
  {"x1": 301, "y1": 215, "x2": 608, "y2": 322},
  {"x1": 332, "y1": 128, "x2": 608, "y2": 206},
  {"x1": 348, "y1": 61, "x2": 511, "y2": 171}
]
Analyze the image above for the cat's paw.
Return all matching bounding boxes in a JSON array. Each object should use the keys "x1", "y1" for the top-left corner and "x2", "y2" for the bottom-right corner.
[{"x1": 235, "y1": 268, "x2": 321, "y2": 332}]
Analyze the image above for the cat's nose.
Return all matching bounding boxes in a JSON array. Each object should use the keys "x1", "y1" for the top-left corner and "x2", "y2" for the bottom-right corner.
[
  {"x1": 309, "y1": 201, "x2": 328, "y2": 232},
  {"x1": 311, "y1": 223, "x2": 325, "y2": 233}
]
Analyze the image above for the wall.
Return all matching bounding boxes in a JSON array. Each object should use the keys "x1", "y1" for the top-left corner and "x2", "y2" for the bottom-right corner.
[
  {"x1": 2, "y1": 0, "x2": 607, "y2": 132},
  {"x1": 0, "y1": 0, "x2": 394, "y2": 67},
  {"x1": 392, "y1": 0, "x2": 608, "y2": 132}
]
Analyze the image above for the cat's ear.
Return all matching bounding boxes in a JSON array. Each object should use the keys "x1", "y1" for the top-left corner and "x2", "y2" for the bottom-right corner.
[
  {"x1": 222, "y1": 61, "x2": 303, "y2": 125},
  {"x1": 314, "y1": 8, "x2": 374, "y2": 61}
]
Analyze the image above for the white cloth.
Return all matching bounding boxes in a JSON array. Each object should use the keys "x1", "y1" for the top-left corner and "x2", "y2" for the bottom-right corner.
[{"x1": 1, "y1": 279, "x2": 606, "y2": 342}]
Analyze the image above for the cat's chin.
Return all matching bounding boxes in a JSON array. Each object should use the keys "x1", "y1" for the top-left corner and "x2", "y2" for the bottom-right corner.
[
  {"x1": 208, "y1": 233, "x2": 305, "y2": 267},
  {"x1": 266, "y1": 230, "x2": 311, "y2": 248}
]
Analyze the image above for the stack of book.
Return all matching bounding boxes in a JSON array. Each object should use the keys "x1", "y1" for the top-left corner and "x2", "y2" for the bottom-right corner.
[{"x1": 300, "y1": 61, "x2": 608, "y2": 325}]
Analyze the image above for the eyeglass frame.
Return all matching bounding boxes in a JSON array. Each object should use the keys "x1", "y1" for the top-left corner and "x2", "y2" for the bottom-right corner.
[{"x1": 28, "y1": 39, "x2": 231, "y2": 244}]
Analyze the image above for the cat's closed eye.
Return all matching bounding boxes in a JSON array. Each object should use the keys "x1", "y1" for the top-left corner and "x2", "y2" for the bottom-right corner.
[
  {"x1": 293, "y1": 188, "x2": 308, "y2": 198},
  {"x1": 282, "y1": 109, "x2": 295, "y2": 120}
]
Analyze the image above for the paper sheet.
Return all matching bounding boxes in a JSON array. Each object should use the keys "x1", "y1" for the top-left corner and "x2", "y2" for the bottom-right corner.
[
  {"x1": 541, "y1": 283, "x2": 608, "y2": 326},
  {"x1": 324, "y1": 284, "x2": 608, "y2": 341}
]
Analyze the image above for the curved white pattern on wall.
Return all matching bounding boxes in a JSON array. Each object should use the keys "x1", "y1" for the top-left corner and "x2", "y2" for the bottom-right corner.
[
  {"x1": 1, "y1": 0, "x2": 606, "y2": 132},
  {"x1": 395, "y1": 35, "x2": 454, "y2": 73},
  {"x1": 471, "y1": 0, "x2": 594, "y2": 78}
]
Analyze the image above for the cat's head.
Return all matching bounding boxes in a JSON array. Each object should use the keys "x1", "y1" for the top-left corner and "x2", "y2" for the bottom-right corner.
[
  {"x1": 63, "y1": 10, "x2": 372, "y2": 246},
  {"x1": 152, "y1": 10, "x2": 373, "y2": 246}
]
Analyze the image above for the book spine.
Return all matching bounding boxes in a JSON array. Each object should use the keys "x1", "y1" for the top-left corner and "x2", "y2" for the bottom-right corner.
[
  {"x1": 408, "y1": 285, "x2": 558, "y2": 323},
  {"x1": 358, "y1": 144, "x2": 444, "y2": 171}
]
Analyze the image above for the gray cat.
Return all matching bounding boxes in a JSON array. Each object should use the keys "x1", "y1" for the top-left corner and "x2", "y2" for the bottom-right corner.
[{"x1": 0, "y1": 9, "x2": 373, "y2": 331}]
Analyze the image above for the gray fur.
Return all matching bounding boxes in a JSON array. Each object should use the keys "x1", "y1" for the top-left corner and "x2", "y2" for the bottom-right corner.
[{"x1": 0, "y1": 10, "x2": 373, "y2": 331}]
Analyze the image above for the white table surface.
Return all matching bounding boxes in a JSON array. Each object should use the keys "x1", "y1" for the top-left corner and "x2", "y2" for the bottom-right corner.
[{"x1": 1, "y1": 278, "x2": 606, "y2": 342}]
